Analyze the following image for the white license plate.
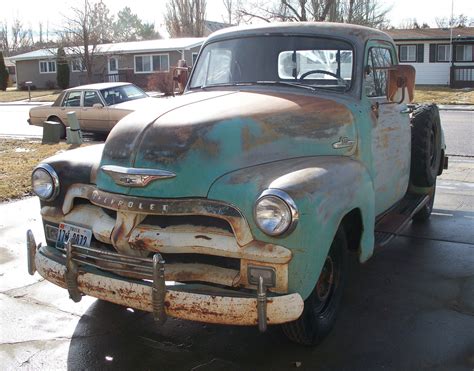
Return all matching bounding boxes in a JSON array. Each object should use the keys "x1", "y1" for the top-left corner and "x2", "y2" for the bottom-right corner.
[{"x1": 56, "y1": 223, "x2": 92, "y2": 248}]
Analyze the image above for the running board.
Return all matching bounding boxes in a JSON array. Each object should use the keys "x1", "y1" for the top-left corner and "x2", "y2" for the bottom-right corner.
[{"x1": 374, "y1": 194, "x2": 430, "y2": 248}]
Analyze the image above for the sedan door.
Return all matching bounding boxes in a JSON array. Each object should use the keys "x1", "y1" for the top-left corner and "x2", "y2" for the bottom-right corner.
[
  {"x1": 81, "y1": 90, "x2": 110, "y2": 133},
  {"x1": 59, "y1": 90, "x2": 83, "y2": 125}
]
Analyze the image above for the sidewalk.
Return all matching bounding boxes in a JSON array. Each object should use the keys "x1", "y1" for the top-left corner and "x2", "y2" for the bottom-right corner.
[{"x1": 438, "y1": 104, "x2": 474, "y2": 111}]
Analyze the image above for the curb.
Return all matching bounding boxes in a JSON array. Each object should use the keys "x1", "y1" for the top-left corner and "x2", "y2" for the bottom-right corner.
[{"x1": 438, "y1": 105, "x2": 474, "y2": 111}]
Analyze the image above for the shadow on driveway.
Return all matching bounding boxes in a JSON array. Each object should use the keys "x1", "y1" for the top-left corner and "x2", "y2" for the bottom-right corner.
[{"x1": 66, "y1": 211, "x2": 474, "y2": 370}]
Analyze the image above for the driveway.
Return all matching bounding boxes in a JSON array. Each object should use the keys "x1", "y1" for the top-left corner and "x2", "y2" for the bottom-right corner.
[{"x1": 0, "y1": 158, "x2": 473, "y2": 370}]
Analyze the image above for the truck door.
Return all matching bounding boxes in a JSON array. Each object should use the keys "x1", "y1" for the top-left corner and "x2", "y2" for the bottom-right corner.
[{"x1": 364, "y1": 41, "x2": 411, "y2": 216}]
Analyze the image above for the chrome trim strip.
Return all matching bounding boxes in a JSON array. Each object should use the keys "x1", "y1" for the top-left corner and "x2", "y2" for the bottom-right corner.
[
  {"x1": 62, "y1": 184, "x2": 254, "y2": 245},
  {"x1": 101, "y1": 165, "x2": 176, "y2": 187},
  {"x1": 254, "y1": 189, "x2": 299, "y2": 237}
]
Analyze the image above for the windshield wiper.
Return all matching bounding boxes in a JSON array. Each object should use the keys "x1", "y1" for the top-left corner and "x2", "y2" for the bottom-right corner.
[
  {"x1": 191, "y1": 80, "x2": 347, "y2": 92},
  {"x1": 253, "y1": 80, "x2": 318, "y2": 92},
  {"x1": 192, "y1": 82, "x2": 254, "y2": 90}
]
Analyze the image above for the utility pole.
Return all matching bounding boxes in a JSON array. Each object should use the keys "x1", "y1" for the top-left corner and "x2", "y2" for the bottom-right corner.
[{"x1": 449, "y1": 0, "x2": 454, "y2": 87}]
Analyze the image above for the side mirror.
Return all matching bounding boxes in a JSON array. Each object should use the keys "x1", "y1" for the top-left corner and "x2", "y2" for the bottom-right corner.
[
  {"x1": 387, "y1": 65, "x2": 416, "y2": 104},
  {"x1": 92, "y1": 103, "x2": 104, "y2": 109}
]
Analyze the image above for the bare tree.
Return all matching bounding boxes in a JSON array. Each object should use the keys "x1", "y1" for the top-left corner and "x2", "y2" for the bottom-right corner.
[
  {"x1": 59, "y1": 0, "x2": 113, "y2": 82},
  {"x1": 222, "y1": 0, "x2": 243, "y2": 25},
  {"x1": 165, "y1": 0, "x2": 207, "y2": 37},
  {"x1": 0, "y1": 23, "x2": 8, "y2": 55},
  {"x1": 436, "y1": 14, "x2": 471, "y2": 28},
  {"x1": 0, "y1": 19, "x2": 34, "y2": 56},
  {"x1": 236, "y1": 0, "x2": 389, "y2": 28}
]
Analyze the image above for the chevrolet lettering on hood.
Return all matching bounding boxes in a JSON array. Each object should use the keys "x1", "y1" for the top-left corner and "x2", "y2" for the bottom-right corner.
[{"x1": 26, "y1": 22, "x2": 447, "y2": 346}]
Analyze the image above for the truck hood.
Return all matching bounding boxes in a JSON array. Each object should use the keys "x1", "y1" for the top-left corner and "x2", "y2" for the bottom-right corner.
[{"x1": 97, "y1": 90, "x2": 355, "y2": 198}]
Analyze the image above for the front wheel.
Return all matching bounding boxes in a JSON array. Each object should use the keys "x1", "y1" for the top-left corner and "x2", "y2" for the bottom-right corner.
[{"x1": 282, "y1": 226, "x2": 348, "y2": 345}]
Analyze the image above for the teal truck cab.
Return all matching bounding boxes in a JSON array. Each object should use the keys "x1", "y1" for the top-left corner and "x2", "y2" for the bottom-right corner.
[{"x1": 27, "y1": 22, "x2": 447, "y2": 345}]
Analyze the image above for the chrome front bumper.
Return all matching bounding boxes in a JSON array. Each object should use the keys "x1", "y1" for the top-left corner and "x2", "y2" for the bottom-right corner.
[{"x1": 27, "y1": 230, "x2": 304, "y2": 329}]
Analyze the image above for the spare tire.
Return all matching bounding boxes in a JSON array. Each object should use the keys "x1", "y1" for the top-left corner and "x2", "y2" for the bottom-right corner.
[{"x1": 410, "y1": 104, "x2": 442, "y2": 187}]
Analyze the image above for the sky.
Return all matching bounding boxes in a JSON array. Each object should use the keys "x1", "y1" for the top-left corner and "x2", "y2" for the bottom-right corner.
[{"x1": 2, "y1": 0, "x2": 473, "y2": 40}]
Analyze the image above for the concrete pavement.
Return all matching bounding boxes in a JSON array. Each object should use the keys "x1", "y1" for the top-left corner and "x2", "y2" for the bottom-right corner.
[{"x1": 0, "y1": 160, "x2": 473, "y2": 370}]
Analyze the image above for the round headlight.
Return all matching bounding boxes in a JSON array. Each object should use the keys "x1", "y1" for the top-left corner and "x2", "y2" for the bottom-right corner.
[
  {"x1": 32, "y1": 164, "x2": 59, "y2": 201},
  {"x1": 254, "y1": 190, "x2": 298, "y2": 236}
]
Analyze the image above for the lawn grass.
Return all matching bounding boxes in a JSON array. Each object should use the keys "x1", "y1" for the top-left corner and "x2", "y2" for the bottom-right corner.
[
  {"x1": 0, "y1": 89, "x2": 60, "y2": 102},
  {"x1": 414, "y1": 86, "x2": 474, "y2": 105},
  {"x1": 0, "y1": 139, "x2": 87, "y2": 202}
]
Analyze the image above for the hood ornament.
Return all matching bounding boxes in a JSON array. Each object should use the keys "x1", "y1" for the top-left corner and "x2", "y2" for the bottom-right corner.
[{"x1": 101, "y1": 165, "x2": 176, "y2": 187}]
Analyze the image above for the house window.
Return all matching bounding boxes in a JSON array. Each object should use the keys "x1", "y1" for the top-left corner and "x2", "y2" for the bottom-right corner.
[
  {"x1": 108, "y1": 57, "x2": 118, "y2": 73},
  {"x1": 134, "y1": 54, "x2": 169, "y2": 73},
  {"x1": 39, "y1": 60, "x2": 56, "y2": 73},
  {"x1": 399, "y1": 45, "x2": 416, "y2": 62},
  {"x1": 192, "y1": 52, "x2": 198, "y2": 66},
  {"x1": 456, "y1": 45, "x2": 473, "y2": 62},
  {"x1": 71, "y1": 59, "x2": 86, "y2": 72},
  {"x1": 437, "y1": 45, "x2": 451, "y2": 62}
]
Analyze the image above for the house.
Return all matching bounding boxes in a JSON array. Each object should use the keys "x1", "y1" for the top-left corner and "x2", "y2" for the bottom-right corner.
[
  {"x1": 9, "y1": 38, "x2": 205, "y2": 89},
  {"x1": 387, "y1": 27, "x2": 474, "y2": 87},
  {"x1": 203, "y1": 20, "x2": 232, "y2": 36}
]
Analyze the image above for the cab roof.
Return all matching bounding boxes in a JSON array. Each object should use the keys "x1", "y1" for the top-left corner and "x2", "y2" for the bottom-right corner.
[{"x1": 206, "y1": 22, "x2": 393, "y2": 47}]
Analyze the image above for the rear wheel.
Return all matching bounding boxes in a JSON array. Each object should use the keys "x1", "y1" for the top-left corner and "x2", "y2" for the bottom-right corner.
[
  {"x1": 282, "y1": 226, "x2": 348, "y2": 345},
  {"x1": 410, "y1": 104, "x2": 442, "y2": 187},
  {"x1": 48, "y1": 116, "x2": 66, "y2": 139}
]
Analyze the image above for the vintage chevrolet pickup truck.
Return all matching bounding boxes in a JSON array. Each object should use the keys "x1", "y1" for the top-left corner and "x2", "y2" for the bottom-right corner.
[{"x1": 27, "y1": 22, "x2": 448, "y2": 345}]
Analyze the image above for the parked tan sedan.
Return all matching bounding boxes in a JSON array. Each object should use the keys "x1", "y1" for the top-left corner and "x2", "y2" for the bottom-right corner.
[{"x1": 28, "y1": 82, "x2": 154, "y2": 137}]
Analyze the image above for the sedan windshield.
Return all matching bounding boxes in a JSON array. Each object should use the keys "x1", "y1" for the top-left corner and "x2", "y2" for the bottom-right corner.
[
  {"x1": 189, "y1": 36, "x2": 354, "y2": 92},
  {"x1": 100, "y1": 84, "x2": 148, "y2": 105}
]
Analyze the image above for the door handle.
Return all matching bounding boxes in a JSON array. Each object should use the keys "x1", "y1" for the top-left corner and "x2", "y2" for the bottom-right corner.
[{"x1": 333, "y1": 137, "x2": 355, "y2": 149}]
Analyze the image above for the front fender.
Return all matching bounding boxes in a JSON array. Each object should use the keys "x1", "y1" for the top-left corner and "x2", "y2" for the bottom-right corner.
[{"x1": 208, "y1": 156, "x2": 375, "y2": 299}]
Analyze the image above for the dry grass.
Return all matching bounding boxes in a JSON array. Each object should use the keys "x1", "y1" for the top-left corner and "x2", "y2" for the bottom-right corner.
[
  {"x1": 414, "y1": 86, "x2": 474, "y2": 105},
  {"x1": 0, "y1": 89, "x2": 60, "y2": 102},
  {"x1": 0, "y1": 139, "x2": 87, "y2": 202}
]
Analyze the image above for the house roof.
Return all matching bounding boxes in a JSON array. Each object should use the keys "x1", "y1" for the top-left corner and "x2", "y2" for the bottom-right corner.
[
  {"x1": 204, "y1": 20, "x2": 232, "y2": 33},
  {"x1": 4, "y1": 57, "x2": 16, "y2": 67},
  {"x1": 9, "y1": 37, "x2": 205, "y2": 61},
  {"x1": 387, "y1": 27, "x2": 474, "y2": 41}
]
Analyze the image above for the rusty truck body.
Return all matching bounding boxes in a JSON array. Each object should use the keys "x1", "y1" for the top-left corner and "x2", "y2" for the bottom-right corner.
[{"x1": 27, "y1": 22, "x2": 447, "y2": 345}]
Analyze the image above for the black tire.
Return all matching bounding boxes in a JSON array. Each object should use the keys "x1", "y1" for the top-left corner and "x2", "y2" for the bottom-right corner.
[
  {"x1": 282, "y1": 226, "x2": 348, "y2": 346},
  {"x1": 412, "y1": 181, "x2": 436, "y2": 223},
  {"x1": 48, "y1": 116, "x2": 66, "y2": 139},
  {"x1": 410, "y1": 104, "x2": 442, "y2": 187}
]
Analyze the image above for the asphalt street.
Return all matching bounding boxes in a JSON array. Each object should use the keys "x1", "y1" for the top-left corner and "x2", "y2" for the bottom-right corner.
[
  {"x1": 0, "y1": 103, "x2": 473, "y2": 370},
  {"x1": 0, "y1": 103, "x2": 472, "y2": 155}
]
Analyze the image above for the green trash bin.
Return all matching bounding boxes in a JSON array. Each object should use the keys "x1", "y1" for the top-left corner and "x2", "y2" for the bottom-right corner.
[{"x1": 42, "y1": 121, "x2": 62, "y2": 144}]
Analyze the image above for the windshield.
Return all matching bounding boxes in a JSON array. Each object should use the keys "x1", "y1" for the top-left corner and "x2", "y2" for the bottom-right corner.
[
  {"x1": 100, "y1": 84, "x2": 148, "y2": 105},
  {"x1": 189, "y1": 36, "x2": 354, "y2": 91}
]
